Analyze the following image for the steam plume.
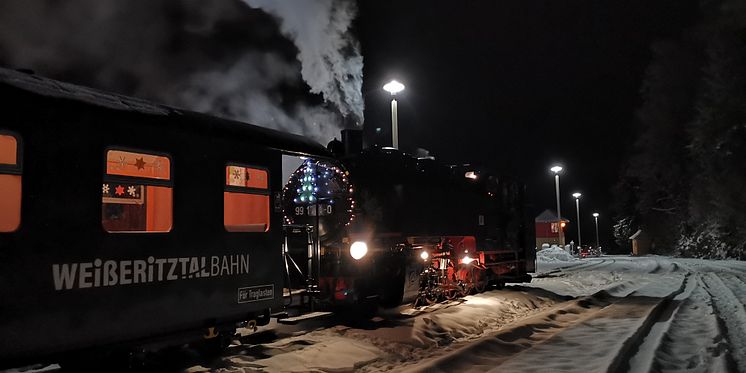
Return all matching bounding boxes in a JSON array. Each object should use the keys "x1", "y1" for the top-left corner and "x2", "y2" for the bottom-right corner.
[
  {"x1": 0, "y1": 0, "x2": 362, "y2": 142},
  {"x1": 242, "y1": 0, "x2": 365, "y2": 124}
]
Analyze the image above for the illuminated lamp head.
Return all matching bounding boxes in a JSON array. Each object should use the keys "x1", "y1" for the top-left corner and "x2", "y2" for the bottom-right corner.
[{"x1": 350, "y1": 241, "x2": 368, "y2": 260}]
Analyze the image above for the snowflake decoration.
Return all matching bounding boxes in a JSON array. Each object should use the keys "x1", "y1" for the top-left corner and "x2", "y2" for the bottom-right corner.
[
  {"x1": 102, "y1": 184, "x2": 110, "y2": 194},
  {"x1": 127, "y1": 186, "x2": 137, "y2": 197},
  {"x1": 232, "y1": 168, "x2": 242, "y2": 182}
]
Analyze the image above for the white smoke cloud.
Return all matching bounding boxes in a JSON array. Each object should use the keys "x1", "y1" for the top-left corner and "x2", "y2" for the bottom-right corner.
[
  {"x1": 177, "y1": 52, "x2": 343, "y2": 141},
  {"x1": 0, "y1": 0, "x2": 360, "y2": 143},
  {"x1": 242, "y1": 0, "x2": 365, "y2": 125}
]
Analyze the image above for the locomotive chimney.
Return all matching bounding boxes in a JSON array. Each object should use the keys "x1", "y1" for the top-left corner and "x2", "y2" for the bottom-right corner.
[{"x1": 341, "y1": 128, "x2": 363, "y2": 156}]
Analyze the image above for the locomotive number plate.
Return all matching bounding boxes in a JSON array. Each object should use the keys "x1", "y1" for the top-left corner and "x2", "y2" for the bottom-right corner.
[{"x1": 293, "y1": 204, "x2": 333, "y2": 216}]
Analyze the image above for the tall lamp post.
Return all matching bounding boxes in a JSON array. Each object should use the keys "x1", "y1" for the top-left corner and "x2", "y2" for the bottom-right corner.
[
  {"x1": 593, "y1": 212, "x2": 600, "y2": 249},
  {"x1": 572, "y1": 192, "x2": 582, "y2": 248},
  {"x1": 550, "y1": 166, "x2": 564, "y2": 246},
  {"x1": 383, "y1": 80, "x2": 405, "y2": 149}
]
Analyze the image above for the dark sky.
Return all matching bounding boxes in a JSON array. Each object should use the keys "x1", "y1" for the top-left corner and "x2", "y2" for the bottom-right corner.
[
  {"x1": 357, "y1": 0, "x2": 699, "y2": 246},
  {"x1": 0, "y1": 0, "x2": 700, "y2": 248}
]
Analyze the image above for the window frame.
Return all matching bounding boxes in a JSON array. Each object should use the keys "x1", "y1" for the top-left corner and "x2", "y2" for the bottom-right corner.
[
  {"x1": 0, "y1": 130, "x2": 22, "y2": 233},
  {"x1": 0, "y1": 129, "x2": 22, "y2": 175},
  {"x1": 223, "y1": 162, "x2": 271, "y2": 233},
  {"x1": 102, "y1": 146, "x2": 174, "y2": 233}
]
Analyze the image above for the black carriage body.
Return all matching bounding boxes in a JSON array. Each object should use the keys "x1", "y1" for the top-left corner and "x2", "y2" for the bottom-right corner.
[{"x1": 0, "y1": 69, "x2": 329, "y2": 364}]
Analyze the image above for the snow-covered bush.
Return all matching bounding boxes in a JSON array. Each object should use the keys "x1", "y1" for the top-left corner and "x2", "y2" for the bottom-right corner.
[
  {"x1": 537, "y1": 246, "x2": 577, "y2": 262},
  {"x1": 676, "y1": 221, "x2": 743, "y2": 259}
]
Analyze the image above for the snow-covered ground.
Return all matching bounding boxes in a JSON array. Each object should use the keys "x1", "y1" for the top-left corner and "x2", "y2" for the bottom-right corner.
[
  {"x1": 176, "y1": 255, "x2": 746, "y2": 372},
  {"x1": 9, "y1": 255, "x2": 746, "y2": 372}
]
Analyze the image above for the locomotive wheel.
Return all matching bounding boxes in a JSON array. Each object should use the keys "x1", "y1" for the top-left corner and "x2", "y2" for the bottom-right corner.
[
  {"x1": 444, "y1": 284, "x2": 463, "y2": 300},
  {"x1": 472, "y1": 268, "x2": 487, "y2": 293},
  {"x1": 425, "y1": 287, "x2": 440, "y2": 304}
]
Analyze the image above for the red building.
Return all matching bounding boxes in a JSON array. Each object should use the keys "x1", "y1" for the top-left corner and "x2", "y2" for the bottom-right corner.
[{"x1": 535, "y1": 209, "x2": 569, "y2": 249}]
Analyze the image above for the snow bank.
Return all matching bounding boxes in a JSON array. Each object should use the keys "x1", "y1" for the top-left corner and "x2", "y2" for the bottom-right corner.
[{"x1": 537, "y1": 246, "x2": 577, "y2": 262}]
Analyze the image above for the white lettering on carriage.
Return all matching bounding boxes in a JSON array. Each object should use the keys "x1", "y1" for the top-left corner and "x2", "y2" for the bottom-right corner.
[{"x1": 51, "y1": 254, "x2": 250, "y2": 290}]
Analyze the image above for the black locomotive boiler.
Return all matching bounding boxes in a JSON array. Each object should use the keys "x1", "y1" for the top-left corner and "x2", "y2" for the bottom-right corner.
[{"x1": 283, "y1": 134, "x2": 535, "y2": 308}]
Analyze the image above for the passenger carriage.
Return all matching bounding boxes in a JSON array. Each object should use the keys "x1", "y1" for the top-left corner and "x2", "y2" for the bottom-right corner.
[{"x1": 0, "y1": 68, "x2": 331, "y2": 366}]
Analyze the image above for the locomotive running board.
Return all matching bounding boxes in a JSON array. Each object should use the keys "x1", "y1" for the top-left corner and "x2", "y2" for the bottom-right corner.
[{"x1": 277, "y1": 311, "x2": 333, "y2": 325}]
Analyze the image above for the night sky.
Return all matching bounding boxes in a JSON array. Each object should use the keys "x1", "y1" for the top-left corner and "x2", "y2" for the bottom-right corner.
[{"x1": 357, "y1": 0, "x2": 698, "y2": 247}]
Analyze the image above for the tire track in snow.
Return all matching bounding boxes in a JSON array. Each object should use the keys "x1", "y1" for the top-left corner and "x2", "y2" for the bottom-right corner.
[
  {"x1": 722, "y1": 274, "x2": 746, "y2": 307},
  {"x1": 603, "y1": 273, "x2": 690, "y2": 373},
  {"x1": 628, "y1": 275, "x2": 732, "y2": 372},
  {"x1": 560, "y1": 258, "x2": 612, "y2": 273},
  {"x1": 701, "y1": 273, "x2": 746, "y2": 372}
]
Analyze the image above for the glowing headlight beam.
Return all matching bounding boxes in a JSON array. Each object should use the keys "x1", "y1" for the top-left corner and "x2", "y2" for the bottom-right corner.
[
  {"x1": 462, "y1": 255, "x2": 475, "y2": 264},
  {"x1": 350, "y1": 241, "x2": 368, "y2": 260}
]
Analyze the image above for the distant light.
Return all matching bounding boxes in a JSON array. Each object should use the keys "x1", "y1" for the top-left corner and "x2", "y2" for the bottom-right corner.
[
  {"x1": 383, "y1": 80, "x2": 405, "y2": 95},
  {"x1": 593, "y1": 212, "x2": 599, "y2": 217},
  {"x1": 572, "y1": 192, "x2": 582, "y2": 199},
  {"x1": 550, "y1": 166, "x2": 563, "y2": 173},
  {"x1": 465, "y1": 171, "x2": 478, "y2": 180}
]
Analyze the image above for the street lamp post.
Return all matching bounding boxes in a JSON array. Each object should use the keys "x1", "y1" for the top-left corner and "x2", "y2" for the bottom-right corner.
[
  {"x1": 593, "y1": 213, "x2": 600, "y2": 249},
  {"x1": 573, "y1": 192, "x2": 582, "y2": 248},
  {"x1": 550, "y1": 166, "x2": 564, "y2": 246},
  {"x1": 383, "y1": 80, "x2": 405, "y2": 149}
]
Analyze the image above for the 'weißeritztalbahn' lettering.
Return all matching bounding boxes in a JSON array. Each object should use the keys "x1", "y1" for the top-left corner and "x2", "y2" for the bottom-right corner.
[{"x1": 52, "y1": 254, "x2": 250, "y2": 290}]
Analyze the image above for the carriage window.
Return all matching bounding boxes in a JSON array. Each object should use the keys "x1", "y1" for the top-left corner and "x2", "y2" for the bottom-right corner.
[
  {"x1": 224, "y1": 165, "x2": 269, "y2": 232},
  {"x1": 0, "y1": 133, "x2": 22, "y2": 232},
  {"x1": 103, "y1": 149, "x2": 172, "y2": 232}
]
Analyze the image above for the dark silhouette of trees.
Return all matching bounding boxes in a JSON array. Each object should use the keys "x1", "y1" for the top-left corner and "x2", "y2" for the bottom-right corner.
[{"x1": 614, "y1": 0, "x2": 746, "y2": 259}]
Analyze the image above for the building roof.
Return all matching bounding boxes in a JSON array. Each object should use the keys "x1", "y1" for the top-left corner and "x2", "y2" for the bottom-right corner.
[
  {"x1": 629, "y1": 229, "x2": 648, "y2": 240},
  {"x1": 535, "y1": 209, "x2": 569, "y2": 223}
]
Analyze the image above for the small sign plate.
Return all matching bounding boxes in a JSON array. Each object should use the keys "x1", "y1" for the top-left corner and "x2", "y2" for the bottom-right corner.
[{"x1": 238, "y1": 284, "x2": 274, "y2": 303}]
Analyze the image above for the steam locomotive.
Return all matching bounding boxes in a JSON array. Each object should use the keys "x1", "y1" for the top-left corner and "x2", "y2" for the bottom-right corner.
[
  {"x1": 282, "y1": 131, "x2": 535, "y2": 309},
  {"x1": 0, "y1": 67, "x2": 533, "y2": 367}
]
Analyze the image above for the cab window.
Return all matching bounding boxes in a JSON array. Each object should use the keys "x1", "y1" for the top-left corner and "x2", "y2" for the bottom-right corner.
[
  {"x1": 0, "y1": 132, "x2": 21, "y2": 232},
  {"x1": 102, "y1": 149, "x2": 172, "y2": 232},
  {"x1": 224, "y1": 164, "x2": 269, "y2": 232}
]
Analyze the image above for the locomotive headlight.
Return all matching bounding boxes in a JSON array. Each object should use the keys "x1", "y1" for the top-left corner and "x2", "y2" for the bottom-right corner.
[
  {"x1": 420, "y1": 250, "x2": 429, "y2": 261},
  {"x1": 350, "y1": 241, "x2": 368, "y2": 260},
  {"x1": 462, "y1": 255, "x2": 475, "y2": 264}
]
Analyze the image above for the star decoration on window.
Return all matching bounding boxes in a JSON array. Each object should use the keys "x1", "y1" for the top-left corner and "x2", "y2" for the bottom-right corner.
[
  {"x1": 117, "y1": 156, "x2": 127, "y2": 169},
  {"x1": 115, "y1": 185, "x2": 125, "y2": 196},
  {"x1": 102, "y1": 184, "x2": 110, "y2": 194},
  {"x1": 135, "y1": 157, "x2": 146, "y2": 170},
  {"x1": 127, "y1": 186, "x2": 137, "y2": 196}
]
